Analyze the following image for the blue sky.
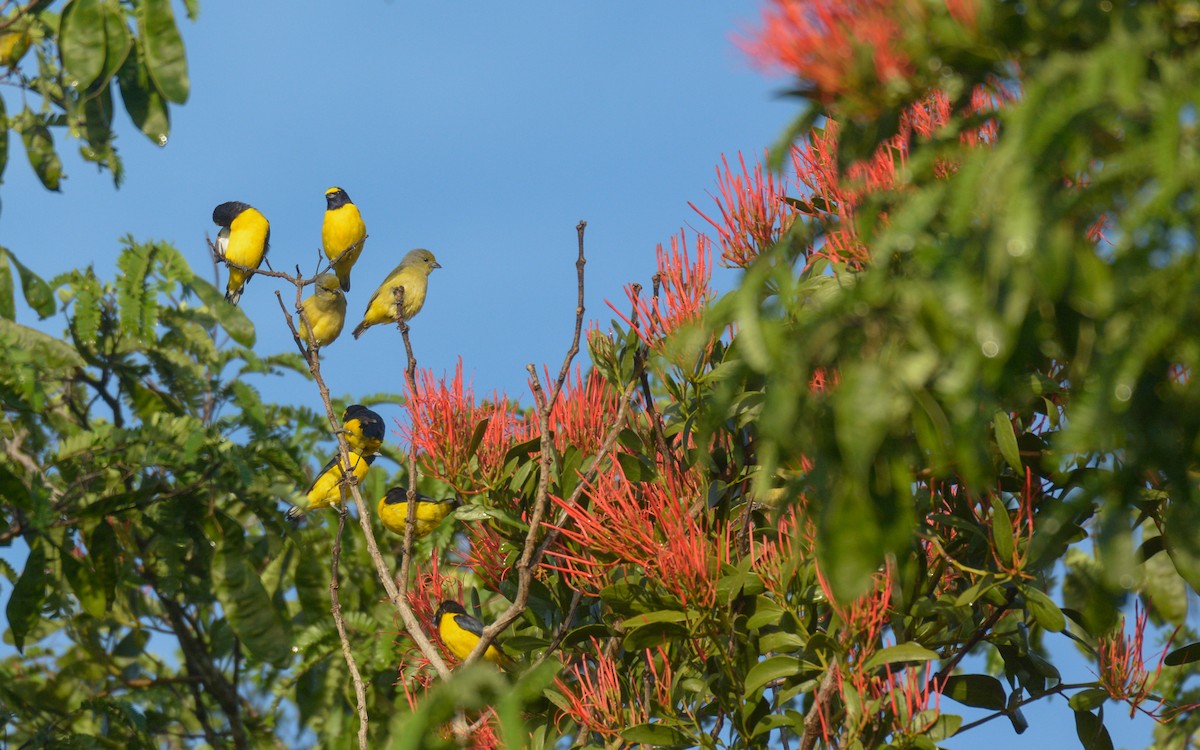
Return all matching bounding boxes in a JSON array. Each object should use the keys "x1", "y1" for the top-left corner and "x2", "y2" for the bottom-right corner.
[{"x1": 0, "y1": 3, "x2": 1169, "y2": 747}]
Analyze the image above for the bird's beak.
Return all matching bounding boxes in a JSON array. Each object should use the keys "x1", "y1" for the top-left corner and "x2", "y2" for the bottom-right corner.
[{"x1": 433, "y1": 262, "x2": 443, "y2": 269}]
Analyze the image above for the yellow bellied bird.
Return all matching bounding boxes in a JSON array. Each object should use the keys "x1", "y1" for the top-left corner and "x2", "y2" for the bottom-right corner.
[
  {"x1": 434, "y1": 601, "x2": 515, "y2": 669},
  {"x1": 351, "y1": 249, "x2": 441, "y2": 339},
  {"x1": 285, "y1": 451, "x2": 375, "y2": 520},
  {"x1": 341, "y1": 404, "x2": 385, "y2": 454},
  {"x1": 212, "y1": 201, "x2": 270, "y2": 305},
  {"x1": 297, "y1": 273, "x2": 347, "y2": 347},
  {"x1": 377, "y1": 488, "x2": 460, "y2": 539},
  {"x1": 322, "y1": 187, "x2": 366, "y2": 292}
]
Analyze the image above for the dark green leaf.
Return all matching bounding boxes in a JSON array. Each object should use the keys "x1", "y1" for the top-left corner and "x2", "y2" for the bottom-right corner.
[
  {"x1": 188, "y1": 275, "x2": 255, "y2": 346},
  {"x1": 19, "y1": 114, "x2": 62, "y2": 191},
  {"x1": 744, "y1": 655, "x2": 801, "y2": 695},
  {"x1": 116, "y1": 41, "x2": 169, "y2": 145},
  {"x1": 6, "y1": 539, "x2": 47, "y2": 652},
  {"x1": 211, "y1": 543, "x2": 291, "y2": 666},
  {"x1": 60, "y1": 0, "x2": 107, "y2": 89},
  {"x1": 2, "y1": 247, "x2": 54, "y2": 318},
  {"x1": 1163, "y1": 642, "x2": 1200, "y2": 667},
  {"x1": 0, "y1": 251, "x2": 13, "y2": 320},
  {"x1": 862, "y1": 642, "x2": 939, "y2": 670},
  {"x1": 138, "y1": 0, "x2": 189, "y2": 103},
  {"x1": 942, "y1": 674, "x2": 1006, "y2": 710},
  {"x1": 1073, "y1": 710, "x2": 1114, "y2": 750},
  {"x1": 99, "y1": 1, "x2": 132, "y2": 85},
  {"x1": 991, "y1": 497, "x2": 1015, "y2": 565},
  {"x1": 465, "y1": 417, "x2": 489, "y2": 461},
  {"x1": 620, "y1": 723, "x2": 692, "y2": 748}
]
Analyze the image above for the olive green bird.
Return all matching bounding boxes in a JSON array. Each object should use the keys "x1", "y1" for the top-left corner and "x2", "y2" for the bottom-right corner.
[
  {"x1": 212, "y1": 201, "x2": 270, "y2": 305},
  {"x1": 352, "y1": 249, "x2": 441, "y2": 339},
  {"x1": 322, "y1": 187, "x2": 366, "y2": 292},
  {"x1": 297, "y1": 273, "x2": 347, "y2": 348}
]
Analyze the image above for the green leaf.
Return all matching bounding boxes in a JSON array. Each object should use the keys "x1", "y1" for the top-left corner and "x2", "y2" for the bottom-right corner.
[
  {"x1": 1163, "y1": 642, "x2": 1200, "y2": 667},
  {"x1": 188, "y1": 275, "x2": 255, "y2": 346},
  {"x1": 744, "y1": 655, "x2": 802, "y2": 695},
  {"x1": 0, "y1": 72, "x2": 8, "y2": 188},
  {"x1": 1, "y1": 247, "x2": 54, "y2": 318},
  {"x1": 619, "y1": 609, "x2": 687, "y2": 629},
  {"x1": 992, "y1": 410, "x2": 1022, "y2": 473},
  {"x1": 89, "y1": 520, "x2": 119, "y2": 610},
  {"x1": 117, "y1": 40, "x2": 169, "y2": 145},
  {"x1": 1162, "y1": 499, "x2": 1200, "y2": 593},
  {"x1": 620, "y1": 723, "x2": 692, "y2": 748},
  {"x1": 1068, "y1": 688, "x2": 1110, "y2": 712},
  {"x1": 862, "y1": 642, "x2": 939, "y2": 670},
  {"x1": 1073, "y1": 710, "x2": 1114, "y2": 750},
  {"x1": 19, "y1": 114, "x2": 62, "y2": 191},
  {"x1": 990, "y1": 496, "x2": 1015, "y2": 565},
  {"x1": 60, "y1": 0, "x2": 107, "y2": 89},
  {"x1": 6, "y1": 539, "x2": 47, "y2": 652},
  {"x1": 61, "y1": 548, "x2": 106, "y2": 618},
  {"x1": 1023, "y1": 585, "x2": 1066, "y2": 632},
  {"x1": 0, "y1": 251, "x2": 13, "y2": 320},
  {"x1": 622, "y1": 620, "x2": 688, "y2": 651},
  {"x1": 941, "y1": 674, "x2": 1006, "y2": 710},
  {"x1": 926, "y1": 712, "x2": 962, "y2": 741},
  {"x1": 211, "y1": 542, "x2": 291, "y2": 666},
  {"x1": 99, "y1": 1, "x2": 132, "y2": 85},
  {"x1": 138, "y1": 0, "x2": 189, "y2": 104},
  {"x1": 465, "y1": 416, "x2": 489, "y2": 461}
]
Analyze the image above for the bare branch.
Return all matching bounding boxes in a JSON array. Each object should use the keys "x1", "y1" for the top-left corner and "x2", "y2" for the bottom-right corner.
[{"x1": 331, "y1": 507, "x2": 370, "y2": 750}]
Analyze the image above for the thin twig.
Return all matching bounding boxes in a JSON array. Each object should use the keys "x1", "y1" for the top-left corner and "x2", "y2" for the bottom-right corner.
[
  {"x1": 467, "y1": 222, "x2": 590, "y2": 661},
  {"x1": 331, "y1": 507, "x2": 370, "y2": 749}
]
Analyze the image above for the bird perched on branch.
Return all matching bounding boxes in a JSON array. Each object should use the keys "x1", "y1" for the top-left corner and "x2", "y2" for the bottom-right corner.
[
  {"x1": 212, "y1": 201, "x2": 270, "y2": 305},
  {"x1": 322, "y1": 187, "x2": 366, "y2": 292},
  {"x1": 352, "y1": 249, "x2": 441, "y2": 339},
  {"x1": 286, "y1": 451, "x2": 374, "y2": 520},
  {"x1": 341, "y1": 404, "x2": 385, "y2": 455},
  {"x1": 297, "y1": 273, "x2": 346, "y2": 348},
  {"x1": 434, "y1": 601, "x2": 514, "y2": 669},
  {"x1": 377, "y1": 488, "x2": 460, "y2": 539}
]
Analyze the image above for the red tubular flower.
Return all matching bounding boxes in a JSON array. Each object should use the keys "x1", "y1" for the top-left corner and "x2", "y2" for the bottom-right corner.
[
  {"x1": 554, "y1": 638, "x2": 636, "y2": 739},
  {"x1": 404, "y1": 358, "x2": 533, "y2": 490},
  {"x1": 690, "y1": 151, "x2": 796, "y2": 268},
  {"x1": 546, "y1": 461, "x2": 723, "y2": 607},
  {"x1": 742, "y1": 0, "x2": 916, "y2": 102},
  {"x1": 885, "y1": 665, "x2": 941, "y2": 738},
  {"x1": 546, "y1": 366, "x2": 624, "y2": 457},
  {"x1": 608, "y1": 232, "x2": 713, "y2": 348},
  {"x1": 463, "y1": 520, "x2": 514, "y2": 591},
  {"x1": 1095, "y1": 604, "x2": 1193, "y2": 721}
]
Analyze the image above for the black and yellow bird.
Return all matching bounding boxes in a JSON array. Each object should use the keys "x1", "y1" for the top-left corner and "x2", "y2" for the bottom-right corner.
[
  {"x1": 377, "y1": 488, "x2": 461, "y2": 539},
  {"x1": 213, "y1": 201, "x2": 270, "y2": 305},
  {"x1": 286, "y1": 451, "x2": 375, "y2": 520},
  {"x1": 322, "y1": 187, "x2": 367, "y2": 292},
  {"x1": 433, "y1": 601, "x2": 514, "y2": 669},
  {"x1": 341, "y1": 404, "x2": 385, "y2": 455}
]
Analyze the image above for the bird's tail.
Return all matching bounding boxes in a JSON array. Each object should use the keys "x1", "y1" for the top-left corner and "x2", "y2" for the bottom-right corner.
[
  {"x1": 352, "y1": 321, "x2": 368, "y2": 339},
  {"x1": 225, "y1": 286, "x2": 244, "y2": 306},
  {"x1": 285, "y1": 505, "x2": 305, "y2": 523}
]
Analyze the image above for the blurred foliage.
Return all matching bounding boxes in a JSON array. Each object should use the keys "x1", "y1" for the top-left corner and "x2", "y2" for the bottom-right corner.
[
  {"x1": 2, "y1": 1, "x2": 1200, "y2": 749},
  {"x1": 0, "y1": 0, "x2": 193, "y2": 202}
]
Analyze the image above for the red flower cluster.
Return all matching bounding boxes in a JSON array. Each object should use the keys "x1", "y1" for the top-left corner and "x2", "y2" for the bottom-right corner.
[
  {"x1": 546, "y1": 461, "x2": 726, "y2": 607},
  {"x1": 554, "y1": 640, "x2": 675, "y2": 739},
  {"x1": 1096, "y1": 603, "x2": 1190, "y2": 721},
  {"x1": 609, "y1": 232, "x2": 714, "y2": 348},
  {"x1": 691, "y1": 151, "x2": 796, "y2": 268}
]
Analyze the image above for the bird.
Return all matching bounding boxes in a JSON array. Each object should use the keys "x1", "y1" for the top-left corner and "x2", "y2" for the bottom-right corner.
[
  {"x1": 212, "y1": 201, "x2": 270, "y2": 305},
  {"x1": 297, "y1": 273, "x2": 347, "y2": 348},
  {"x1": 285, "y1": 451, "x2": 375, "y2": 520},
  {"x1": 321, "y1": 187, "x2": 367, "y2": 292},
  {"x1": 434, "y1": 600, "x2": 514, "y2": 669},
  {"x1": 341, "y1": 404, "x2": 385, "y2": 455},
  {"x1": 351, "y1": 249, "x2": 441, "y2": 339},
  {"x1": 377, "y1": 488, "x2": 461, "y2": 539}
]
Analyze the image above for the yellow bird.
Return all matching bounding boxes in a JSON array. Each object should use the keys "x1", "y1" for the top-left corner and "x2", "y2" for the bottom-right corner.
[
  {"x1": 213, "y1": 201, "x2": 270, "y2": 305},
  {"x1": 322, "y1": 187, "x2": 367, "y2": 292},
  {"x1": 341, "y1": 404, "x2": 385, "y2": 454},
  {"x1": 377, "y1": 488, "x2": 461, "y2": 539},
  {"x1": 434, "y1": 601, "x2": 514, "y2": 669},
  {"x1": 351, "y1": 249, "x2": 441, "y2": 339},
  {"x1": 297, "y1": 273, "x2": 347, "y2": 348},
  {"x1": 286, "y1": 451, "x2": 375, "y2": 520}
]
